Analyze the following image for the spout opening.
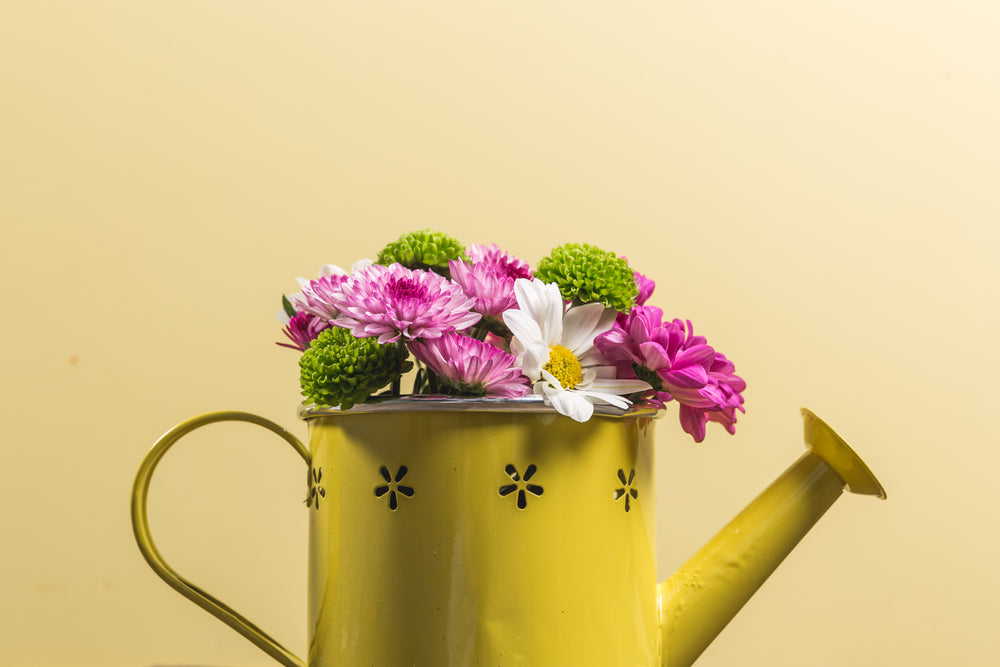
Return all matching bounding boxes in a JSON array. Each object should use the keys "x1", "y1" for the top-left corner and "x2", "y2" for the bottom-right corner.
[{"x1": 801, "y1": 408, "x2": 886, "y2": 499}]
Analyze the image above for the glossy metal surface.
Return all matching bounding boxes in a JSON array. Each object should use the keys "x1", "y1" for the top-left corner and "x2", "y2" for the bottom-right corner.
[
  {"x1": 131, "y1": 403, "x2": 885, "y2": 667},
  {"x1": 306, "y1": 408, "x2": 660, "y2": 665},
  {"x1": 131, "y1": 411, "x2": 310, "y2": 667},
  {"x1": 658, "y1": 409, "x2": 886, "y2": 667}
]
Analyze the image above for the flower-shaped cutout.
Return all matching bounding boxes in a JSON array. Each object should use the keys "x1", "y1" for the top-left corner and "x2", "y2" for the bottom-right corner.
[
  {"x1": 306, "y1": 466, "x2": 326, "y2": 510},
  {"x1": 374, "y1": 465, "x2": 414, "y2": 511},
  {"x1": 498, "y1": 463, "x2": 544, "y2": 510},
  {"x1": 613, "y1": 468, "x2": 638, "y2": 513}
]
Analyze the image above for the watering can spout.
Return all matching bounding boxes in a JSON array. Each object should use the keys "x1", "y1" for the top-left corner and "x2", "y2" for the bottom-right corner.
[{"x1": 657, "y1": 408, "x2": 885, "y2": 667}]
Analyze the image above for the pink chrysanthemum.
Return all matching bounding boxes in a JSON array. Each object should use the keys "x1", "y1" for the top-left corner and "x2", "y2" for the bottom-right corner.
[
  {"x1": 467, "y1": 243, "x2": 533, "y2": 277},
  {"x1": 594, "y1": 307, "x2": 745, "y2": 442},
  {"x1": 448, "y1": 260, "x2": 520, "y2": 318},
  {"x1": 277, "y1": 311, "x2": 330, "y2": 351},
  {"x1": 328, "y1": 264, "x2": 481, "y2": 344},
  {"x1": 449, "y1": 244, "x2": 533, "y2": 319},
  {"x1": 408, "y1": 332, "x2": 532, "y2": 398},
  {"x1": 291, "y1": 271, "x2": 350, "y2": 320}
]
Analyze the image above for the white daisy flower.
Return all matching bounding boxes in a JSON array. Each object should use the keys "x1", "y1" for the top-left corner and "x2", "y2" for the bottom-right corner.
[{"x1": 502, "y1": 278, "x2": 651, "y2": 422}]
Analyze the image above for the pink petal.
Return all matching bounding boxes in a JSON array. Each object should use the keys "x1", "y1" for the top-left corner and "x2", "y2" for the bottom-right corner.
[{"x1": 661, "y1": 364, "x2": 709, "y2": 389}]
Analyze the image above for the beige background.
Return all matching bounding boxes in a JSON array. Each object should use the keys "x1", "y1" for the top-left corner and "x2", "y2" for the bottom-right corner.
[{"x1": 2, "y1": 1, "x2": 998, "y2": 665}]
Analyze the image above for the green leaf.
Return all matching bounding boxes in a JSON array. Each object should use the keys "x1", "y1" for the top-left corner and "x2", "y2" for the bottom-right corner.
[{"x1": 281, "y1": 295, "x2": 297, "y2": 319}]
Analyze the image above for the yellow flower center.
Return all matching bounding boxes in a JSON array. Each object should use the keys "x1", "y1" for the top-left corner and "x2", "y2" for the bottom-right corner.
[{"x1": 543, "y1": 344, "x2": 583, "y2": 389}]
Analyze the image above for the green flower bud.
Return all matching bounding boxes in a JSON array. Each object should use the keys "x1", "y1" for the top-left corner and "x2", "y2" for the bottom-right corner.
[
  {"x1": 534, "y1": 243, "x2": 638, "y2": 312},
  {"x1": 299, "y1": 328, "x2": 411, "y2": 409},
  {"x1": 376, "y1": 230, "x2": 465, "y2": 276}
]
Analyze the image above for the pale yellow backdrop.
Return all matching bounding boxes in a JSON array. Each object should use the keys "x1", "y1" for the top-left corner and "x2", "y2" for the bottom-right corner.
[{"x1": 2, "y1": 1, "x2": 998, "y2": 666}]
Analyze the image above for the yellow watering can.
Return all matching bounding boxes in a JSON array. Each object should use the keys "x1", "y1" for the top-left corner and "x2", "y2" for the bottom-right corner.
[{"x1": 131, "y1": 399, "x2": 885, "y2": 666}]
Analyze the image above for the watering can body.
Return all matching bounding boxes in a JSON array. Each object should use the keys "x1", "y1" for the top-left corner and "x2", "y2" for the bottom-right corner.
[{"x1": 131, "y1": 399, "x2": 884, "y2": 667}]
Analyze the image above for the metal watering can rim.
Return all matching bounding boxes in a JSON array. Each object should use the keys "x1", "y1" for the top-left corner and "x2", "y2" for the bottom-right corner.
[{"x1": 298, "y1": 395, "x2": 662, "y2": 419}]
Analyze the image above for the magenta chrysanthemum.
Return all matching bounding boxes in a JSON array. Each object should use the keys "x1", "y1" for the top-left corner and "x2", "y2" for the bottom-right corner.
[
  {"x1": 328, "y1": 264, "x2": 481, "y2": 344},
  {"x1": 696, "y1": 352, "x2": 746, "y2": 436},
  {"x1": 621, "y1": 256, "x2": 655, "y2": 306},
  {"x1": 594, "y1": 307, "x2": 745, "y2": 442},
  {"x1": 277, "y1": 311, "x2": 330, "y2": 351},
  {"x1": 634, "y1": 269, "x2": 655, "y2": 306},
  {"x1": 408, "y1": 332, "x2": 532, "y2": 398}
]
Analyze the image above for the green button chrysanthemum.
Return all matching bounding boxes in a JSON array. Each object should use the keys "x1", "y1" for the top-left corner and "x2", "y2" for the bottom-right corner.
[
  {"x1": 534, "y1": 243, "x2": 638, "y2": 312},
  {"x1": 376, "y1": 230, "x2": 465, "y2": 276},
  {"x1": 299, "y1": 328, "x2": 411, "y2": 409}
]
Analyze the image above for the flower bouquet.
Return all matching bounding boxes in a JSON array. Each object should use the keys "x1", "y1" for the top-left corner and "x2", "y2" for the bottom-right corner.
[{"x1": 278, "y1": 230, "x2": 745, "y2": 442}]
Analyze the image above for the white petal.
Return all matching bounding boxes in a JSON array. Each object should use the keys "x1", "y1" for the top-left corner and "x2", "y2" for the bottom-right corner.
[
  {"x1": 318, "y1": 264, "x2": 348, "y2": 277},
  {"x1": 541, "y1": 283, "x2": 567, "y2": 344},
  {"x1": 540, "y1": 368, "x2": 564, "y2": 390},
  {"x1": 503, "y1": 308, "x2": 543, "y2": 347},
  {"x1": 591, "y1": 365, "x2": 618, "y2": 379},
  {"x1": 543, "y1": 385, "x2": 594, "y2": 422},
  {"x1": 515, "y1": 279, "x2": 563, "y2": 344},
  {"x1": 573, "y1": 389, "x2": 632, "y2": 410},
  {"x1": 561, "y1": 303, "x2": 612, "y2": 353},
  {"x1": 519, "y1": 341, "x2": 550, "y2": 379},
  {"x1": 513, "y1": 279, "x2": 544, "y2": 319},
  {"x1": 589, "y1": 376, "x2": 652, "y2": 396},
  {"x1": 594, "y1": 307, "x2": 619, "y2": 336},
  {"x1": 577, "y1": 347, "x2": 609, "y2": 368},
  {"x1": 351, "y1": 258, "x2": 374, "y2": 273}
]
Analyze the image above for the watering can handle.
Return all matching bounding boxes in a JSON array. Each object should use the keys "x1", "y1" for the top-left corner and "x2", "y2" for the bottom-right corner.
[{"x1": 130, "y1": 411, "x2": 311, "y2": 667}]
